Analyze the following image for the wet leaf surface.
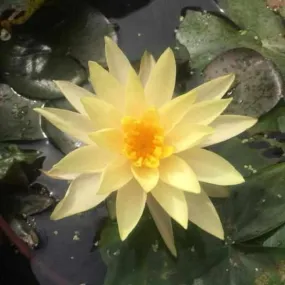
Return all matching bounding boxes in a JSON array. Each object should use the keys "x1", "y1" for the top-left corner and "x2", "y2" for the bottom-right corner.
[
  {"x1": 176, "y1": 7, "x2": 285, "y2": 78},
  {"x1": 203, "y1": 48, "x2": 284, "y2": 117},
  {"x1": 0, "y1": 144, "x2": 42, "y2": 183},
  {"x1": 100, "y1": 212, "x2": 285, "y2": 285},
  {"x1": 176, "y1": 10, "x2": 258, "y2": 71},
  {"x1": 249, "y1": 99, "x2": 285, "y2": 134},
  {"x1": 216, "y1": 163, "x2": 285, "y2": 243},
  {"x1": 0, "y1": 0, "x2": 116, "y2": 100},
  {"x1": 9, "y1": 218, "x2": 39, "y2": 248},
  {"x1": 0, "y1": 84, "x2": 45, "y2": 141},
  {"x1": 0, "y1": 144, "x2": 55, "y2": 250}
]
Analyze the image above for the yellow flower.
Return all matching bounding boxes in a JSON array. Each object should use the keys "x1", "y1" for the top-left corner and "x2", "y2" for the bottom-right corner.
[{"x1": 35, "y1": 37, "x2": 257, "y2": 256}]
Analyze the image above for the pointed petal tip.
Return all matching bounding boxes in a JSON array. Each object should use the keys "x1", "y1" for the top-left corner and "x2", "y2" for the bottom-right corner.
[
  {"x1": 183, "y1": 220, "x2": 189, "y2": 230},
  {"x1": 165, "y1": 47, "x2": 175, "y2": 58},
  {"x1": 119, "y1": 230, "x2": 128, "y2": 241},
  {"x1": 33, "y1": 107, "x2": 42, "y2": 113},
  {"x1": 104, "y1": 36, "x2": 114, "y2": 45},
  {"x1": 50, "y1": 207, "x2": 63, "y2": 221}
]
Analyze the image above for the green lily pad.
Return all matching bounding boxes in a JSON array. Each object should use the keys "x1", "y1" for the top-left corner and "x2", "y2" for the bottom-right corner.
[
  {"x1": 203, "y1": 48, "x2": 284, "y2": 117},
  {"x1": 209, "y1": 137, "x2": 277, "y2": 177},
  {"x1": 176, "y1": 7, "x2": 285, "y2": 77},
  {"x1": 3, "y1": 54, "x2": 87, "y2": 100},
  {"x1": 0, "y1": 84, "x2": 45, "y2": 141},
  {"x1": 41, "y1": 98, "x2": 85, "y2": 154},
  {"x1": 217, "y1": 163, "x2": 285, "y2": 243},
  {"x1": 9, "y1": 218, "x2": 39, "y2": 249},
  {"x1": 99, "y1": 161, "x2": 285, "y2": 285},
  {"x1": 0, "y1": 144, "x2": 42, "y2": 184},
  {"x1": 176, "y1": 10, "x2": 258, "y2": 71},
  {"x1": 249, "y1": 99, "x2": 285, "y2": 134},
  {"x1": 0, "y1": 0, "x2": 116, "y2": 100},
  {"x1": 100, "y1": 213, "x2": 285, "y2": 285},
  {"x1": 218, "y1": 0, "x2": 285, "y2": 43}
]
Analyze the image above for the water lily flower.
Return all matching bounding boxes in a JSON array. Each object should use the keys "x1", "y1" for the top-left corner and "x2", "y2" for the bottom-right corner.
[{"x1": 35, "y1": 37, "x2": 256, "y2": 256}]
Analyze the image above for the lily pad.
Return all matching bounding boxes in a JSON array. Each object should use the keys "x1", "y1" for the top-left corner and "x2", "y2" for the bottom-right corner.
[
  {"x1": 41, "y1": 98, "x2": 85, "y2": 154},
  {"x1": 100, "y1": 161, "x2": 285, "y2": 285},
  {"x1": 0, "y1": 144, "x2": 43, "y2": 184},
  {"x1": 209, "y1": 137, "x2": 278, "y2": 177},
  {"x1": 218, "y1": 163, "x2": 285, "y2": 243},
  {"x1": 218, "y1": 0, "x2": 285, "y2": 47},
  {"x1": 0, "y1": 84, "x2": 45, "y2": 141},
  {"x1": 176, "y1": 7, "x2": 285, "y2": 78},
  {"x1": 249, "y1": 99, "x2": 285, "y2": 134},
  {"x1": 0, "y1": 0, "x2": 116, "y2": 100},
  {"x1": 100, "y1": 213, "x2": 285, "y2": 285},
  {"x1": 203, "y1": 48, "x2": 284, "y2": 117},
  {"x1": 176, "y1": 9, "x2": 258, "y2": 71}
]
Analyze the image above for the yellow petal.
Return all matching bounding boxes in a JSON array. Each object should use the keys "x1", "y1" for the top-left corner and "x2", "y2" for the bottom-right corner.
[
  {"x1": 88, "y1": 61, "x2": 125, "y2": 110},
  {"x1": 201, "y1": 182, "x2": 230, "y2": 198},
  {"x1": 166, "y1": 124, "x2": 213, "y2": 153},
  {"x1": 181, "y1": 148, "x2": 244, "y2": 185},
  {"x1": 54, "y1": 81, "x2": 93, "y2": 115},
  {"x1": 147, "y1": 195, "x2": 177, "y2": 256},
  {"x1": 98, "y1": 157, "x2": 133, "y2": 194},
  {"x1": 131, "y1": 166, "x2": 159, "y2": 192},
  {"x1": 200, "y1": 115, "x2": 257, "y2": 147},
  {"x1": 185, "y1": 190, "x2": 224, "y2": 239},
  {"x1": 47, "y1": 145, "x2": 114, "y2": 180},
  {"x1": 195, "y1": 73, "x2": 235, "y2": 102},
  {"x1": 159, "y1": 155, "x2": 200, "y2": 193},
  {"x1": 159, "y1": 89, "x2": 196, "y2": 133},
  {"x1": 34, "y1": 108, "x2": 94, "y2": 144},
  {"x1": 125, "y1": 68, "x2": 147, "y2": 117},
  {"x1": 180, "y1": 98, "x2": 232, "y2": 126},
  {"x1": 139, "y1": 51, "x2": 156, "y2": 86},
  {"x1": 104, "y1": 36, "x2": 132, "y2": 84},
  {"x1": 145, "y1": 48, "x2": 176, "y2": 108},
  {"x1": 89, "y1": 128, "x2": 123, "y2": 153},
  {"x1": 51, "y1": 173, "x2": 108, "y2": 220},
  {"x1": 151, "y1": 182, "x2": 188, "y2": 229},
  {"x1": 81, "y1": 97, "x2": 122, "y2": 129},
  {"x1": 116, "y1": 180, "x2": 146, "y2": 240}
]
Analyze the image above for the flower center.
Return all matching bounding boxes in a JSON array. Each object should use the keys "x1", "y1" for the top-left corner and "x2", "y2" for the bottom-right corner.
[{"x1": 121, "y1": 109, "x2": 173, "y2": 168}]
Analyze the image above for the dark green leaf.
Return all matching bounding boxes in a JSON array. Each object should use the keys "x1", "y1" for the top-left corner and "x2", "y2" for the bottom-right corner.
[
  {"x1": 9, "y1": 218, "x2": 39, "y2": 248},
  {"x1": 0, "y1": 0, "x2": 116, "y2": 100},
  {"x1": 0, "y1": 144, "x2": 43, "y2": 183},
  {"x1": 177, "y1": 8, "x2": 285, "y2": 77},
  {"x1": 218, "y1": 163, "x2": 285, "y2": 243},
  {"x1": 218, "y1": 0, "x2": 285, "y2": 42},
  {"x1": 0, "y1": 84, "x2": 45, "y2": 141},
  {"x1": 209, "y1": 137, "x2": 277, "y2": 177},
  {"x1": 176, "y1": 10, "x2": 258, "y2": 71},
  {"x1": 249, "y1": 99, "x2": 285, "y2": 134},
  {"x1": 100, "y1": 213, "x2": 285, "y2": 285}
]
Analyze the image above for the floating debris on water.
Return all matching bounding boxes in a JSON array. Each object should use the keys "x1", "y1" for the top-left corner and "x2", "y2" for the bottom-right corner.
[{"x1": 152, "y1": 240, "x2": 159, "y2": 252}]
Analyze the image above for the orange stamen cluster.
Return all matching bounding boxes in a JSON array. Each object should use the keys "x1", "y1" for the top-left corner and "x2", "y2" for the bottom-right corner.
[{"x1": 122, "y1": 109, "x2": 173, "y2": 168}]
